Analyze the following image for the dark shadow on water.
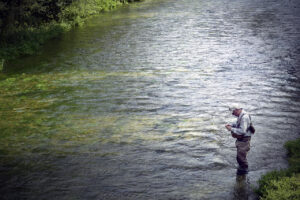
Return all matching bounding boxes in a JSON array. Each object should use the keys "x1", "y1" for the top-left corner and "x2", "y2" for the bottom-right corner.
[{"x1": 233, "y1": 174, "x2": 250, "y2": 200}]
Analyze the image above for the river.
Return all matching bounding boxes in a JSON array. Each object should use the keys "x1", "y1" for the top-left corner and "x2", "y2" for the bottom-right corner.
[{"x1": 1, "y1": 0, "x2": 300, "y2": 199}]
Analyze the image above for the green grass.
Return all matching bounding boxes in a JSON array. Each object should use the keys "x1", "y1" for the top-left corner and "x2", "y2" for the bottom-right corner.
[{"x1": 256, "y1": 138, "x2": 300, "y2": 200}]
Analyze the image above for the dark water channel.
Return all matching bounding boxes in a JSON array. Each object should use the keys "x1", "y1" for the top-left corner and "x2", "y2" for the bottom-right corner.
[{"x1": 1, "y1": 0, "x2": 300, "y2": 199}]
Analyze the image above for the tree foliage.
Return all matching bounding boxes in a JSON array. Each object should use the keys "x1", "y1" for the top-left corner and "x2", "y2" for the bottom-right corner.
[
  {"x1": 0, "y1": 0, "x2": 72, "y2": 36},
  {"x1": 0, "y1": 0, "x2": 140, "y2": 60}
]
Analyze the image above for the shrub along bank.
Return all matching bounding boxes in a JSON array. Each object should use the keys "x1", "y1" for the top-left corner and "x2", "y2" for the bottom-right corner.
[
  {"x1": 0, "y1": 0, "x2": 140, "y2": 62},
  {"x1": 256, "y1": 138, "x2": 300, "y2": 200}
]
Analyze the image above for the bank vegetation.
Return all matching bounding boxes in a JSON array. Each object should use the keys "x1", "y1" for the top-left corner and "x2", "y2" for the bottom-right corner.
[
  {"x1": 256, "y1": 138, "x2": 300, "y2": 200},
  {"x1": 0, "y1": 0, "x2": 140, "y2": 63}
]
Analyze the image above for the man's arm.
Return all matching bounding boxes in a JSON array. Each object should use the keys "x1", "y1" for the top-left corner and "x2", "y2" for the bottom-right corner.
[{"x1": 231, "y1": 117, "x2": 249, "y2": 135}]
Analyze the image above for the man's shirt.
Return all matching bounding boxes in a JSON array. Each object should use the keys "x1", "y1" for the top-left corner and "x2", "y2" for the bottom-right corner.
[{"x1": 231, "y1": 110, "x2": 252, "y2": 137}]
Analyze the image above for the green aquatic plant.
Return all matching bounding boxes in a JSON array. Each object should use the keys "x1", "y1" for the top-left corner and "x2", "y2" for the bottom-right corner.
[
  {"x1": 0, "y1": 68, "x2": 218, "y2": 164},
  {"x1": 0, "y1": 73, "x2": 71, "y2": 155},
  {"x1": 0, "y1": 71, "x2": 164, "y2": 157}
]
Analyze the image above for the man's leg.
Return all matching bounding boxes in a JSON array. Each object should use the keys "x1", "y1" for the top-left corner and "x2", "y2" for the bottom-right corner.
[{"x1": 236, "y1": 140, "x2": 250, "y2": 174}]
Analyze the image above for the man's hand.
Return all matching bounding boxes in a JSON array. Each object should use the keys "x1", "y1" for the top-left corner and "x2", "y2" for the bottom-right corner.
[{"x1": 225, "y1": 124, "x2": 232, "y2": 131}]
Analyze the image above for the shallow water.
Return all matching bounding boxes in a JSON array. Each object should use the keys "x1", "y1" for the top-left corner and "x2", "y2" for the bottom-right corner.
[{"x1": 1, "y1": 0, "x2": 300, "y2": 199}]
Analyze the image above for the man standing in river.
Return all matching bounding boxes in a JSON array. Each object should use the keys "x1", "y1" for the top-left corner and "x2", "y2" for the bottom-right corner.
[{"x1": 225, "y1": 104, "x2": 253, "y2": 175}]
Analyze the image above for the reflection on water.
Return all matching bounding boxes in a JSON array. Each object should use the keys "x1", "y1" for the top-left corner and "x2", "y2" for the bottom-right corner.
[
  {"x1": 233, "y1": 175, "x2": 250, "y2": 200},
  {"x1": 1, "y1": 0, "x2": 300, "y2": 199}
]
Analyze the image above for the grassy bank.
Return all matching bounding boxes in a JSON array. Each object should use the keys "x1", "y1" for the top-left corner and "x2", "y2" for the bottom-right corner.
[
  {"x1": 0, "y1": 0, "x2": 140, "y2": 62},
  {"x1": 256, "y1": 138, "x2": 300, "y2": 199}
]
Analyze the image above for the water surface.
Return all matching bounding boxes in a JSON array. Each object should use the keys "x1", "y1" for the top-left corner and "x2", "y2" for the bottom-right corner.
[{"x1": 1, "y1": 0, "x2": 300, "y2": 199}]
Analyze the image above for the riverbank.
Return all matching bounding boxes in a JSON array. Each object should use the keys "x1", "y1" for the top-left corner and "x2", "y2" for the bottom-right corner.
[
  {"x1": 256, "y1": 138, "x2": 300, "y2": 199},
  {"x1": 0, "y1": 0, "x2": 141, "y2": 63}
]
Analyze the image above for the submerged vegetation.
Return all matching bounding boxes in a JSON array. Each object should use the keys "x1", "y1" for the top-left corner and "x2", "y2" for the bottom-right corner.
[
  {"x1": 0, "y1": 71, "x2": 195, "y2": 157},
  {"x1": 256, "y1": 138, "x2": 300, "y2": 200},
  {"x1": 0, "y1": 0, "x2": 141, "y2": 61}
]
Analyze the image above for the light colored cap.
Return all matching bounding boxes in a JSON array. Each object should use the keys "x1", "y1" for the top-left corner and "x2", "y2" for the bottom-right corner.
[{"x1": 228, "y1": 104, "x2": 243, "y2": 111}]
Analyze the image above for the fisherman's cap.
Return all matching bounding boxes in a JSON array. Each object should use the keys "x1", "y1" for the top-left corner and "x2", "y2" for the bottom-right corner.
[{"x1": 228, "y1": 104, "x2": 243, "y2": 111}]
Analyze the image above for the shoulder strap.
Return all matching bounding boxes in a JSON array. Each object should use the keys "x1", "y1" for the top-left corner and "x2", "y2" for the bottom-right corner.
[{"x1": 236, "y1": 113, "x2": 245, "y2": 128}]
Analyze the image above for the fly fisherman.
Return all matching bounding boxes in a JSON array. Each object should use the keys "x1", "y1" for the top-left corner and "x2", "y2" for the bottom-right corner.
[{"x1": 225, "y1": 104, "x2": 253, "y2": 175}]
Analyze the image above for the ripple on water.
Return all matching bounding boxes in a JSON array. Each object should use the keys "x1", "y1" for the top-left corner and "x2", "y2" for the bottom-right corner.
[{"x1": 1, "y1": 0, "x2": 300, "y2": 199}]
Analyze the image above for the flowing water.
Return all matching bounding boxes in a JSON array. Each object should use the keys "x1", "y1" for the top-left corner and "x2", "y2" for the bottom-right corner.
[{"x1": 1, "y1": 0, "x2": 300, "y2": 199}]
